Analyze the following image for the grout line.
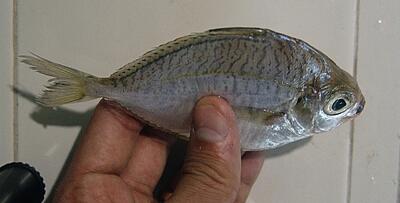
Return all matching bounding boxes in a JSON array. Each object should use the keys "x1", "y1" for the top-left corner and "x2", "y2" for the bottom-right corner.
[
  {"x1": 12, "y1": 0, "x2": 18, "y2": 161},
  {"x1": 347, "y1": 120, "x2": 355, "y2": 203},
  {"x1": 346, "y1": 0, "x2": 361, "y2": 202},
  {"x1": 352, "y1": 3, "x2": 360, "y2": 81}
]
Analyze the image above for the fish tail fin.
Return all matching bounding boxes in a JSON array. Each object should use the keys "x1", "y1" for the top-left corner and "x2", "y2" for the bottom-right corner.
[{"x1": 20, "y1": 54, "x2": 106, "y2": 107}]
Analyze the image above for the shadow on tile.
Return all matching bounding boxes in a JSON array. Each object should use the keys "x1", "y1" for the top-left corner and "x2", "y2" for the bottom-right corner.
[
  {"x1": 13, "y1": 87, "x2": 94, "y2": 127},
  {"x1": 14, "y1": 88, "x2": 309, "y2": 202}
]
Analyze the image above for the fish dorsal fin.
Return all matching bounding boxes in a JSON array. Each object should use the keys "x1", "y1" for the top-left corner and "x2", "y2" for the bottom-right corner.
[
  {"x1": 110, "y1": 27, "x2": 268, "y2": 79},
  {"x1": 207, "y1": 27, "x2": 266, "y2": 35},
  {"x1": 110, "y1": 33, "x2": 207, "y2": 79}
]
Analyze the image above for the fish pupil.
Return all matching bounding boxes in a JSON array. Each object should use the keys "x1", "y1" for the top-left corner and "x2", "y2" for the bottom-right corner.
[{"x1": 332, "y1": 99, "x2": 347, "y2": 111}]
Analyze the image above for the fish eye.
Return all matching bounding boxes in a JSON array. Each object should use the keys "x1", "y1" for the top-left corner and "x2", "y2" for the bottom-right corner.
[
  {"x1": 332, "y1": 99, "x2": 347, "y2": 111},
  {"x1": 324, "y1": 94, "x2": 352, "y2": 115}
]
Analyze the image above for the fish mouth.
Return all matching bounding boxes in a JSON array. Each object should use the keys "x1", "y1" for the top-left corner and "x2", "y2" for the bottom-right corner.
[
  {"x1": 356, "y1": 97, "x2": 365, "y2": 115},
  {"x1": 348, "y1": 97, "x2": 365, "y2": 119}
]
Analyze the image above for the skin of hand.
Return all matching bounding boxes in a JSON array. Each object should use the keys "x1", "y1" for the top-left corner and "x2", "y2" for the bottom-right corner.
[{"x1": 53, "y1": 96, "x2": 265, "y2": 203}]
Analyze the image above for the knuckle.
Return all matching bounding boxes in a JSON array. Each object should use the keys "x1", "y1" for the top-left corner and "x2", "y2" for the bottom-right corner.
[{"x1": 183, "y1": 151, "x2": 240, "y2": 196}]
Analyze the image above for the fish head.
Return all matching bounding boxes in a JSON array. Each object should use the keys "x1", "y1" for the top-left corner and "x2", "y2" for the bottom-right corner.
[
  {"x1": 311, "y1": 60, "x2": 365, "y2": 133},
  {"x1": 288, "y1": 58, "x2": 365, "y2": 135}
]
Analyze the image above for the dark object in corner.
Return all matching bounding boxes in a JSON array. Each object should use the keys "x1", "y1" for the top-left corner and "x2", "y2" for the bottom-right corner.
[{"x1": 0, "y1": 162, "x2": 45, "y2": 203}]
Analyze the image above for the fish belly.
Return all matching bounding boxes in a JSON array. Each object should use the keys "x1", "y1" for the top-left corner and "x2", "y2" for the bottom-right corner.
[{"x1": 110, "y1": 75, "x2": 298, "y2": 150}]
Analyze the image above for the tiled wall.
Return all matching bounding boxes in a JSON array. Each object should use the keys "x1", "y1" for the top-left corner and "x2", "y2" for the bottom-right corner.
[{"x1": 1, "y1": 1, "x2": 399, "y2": 202}]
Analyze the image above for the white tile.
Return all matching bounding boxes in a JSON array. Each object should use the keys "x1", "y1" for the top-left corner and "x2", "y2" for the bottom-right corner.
[
  {"x1": 17, "y1": 0, "x2": 356, "y2": 201},
  {"x1": 349, "y1": 1, "x2": 400, "y2": 203},
  {"x1": 0, "y1": 0, "x2": 14, "y2": 164}
]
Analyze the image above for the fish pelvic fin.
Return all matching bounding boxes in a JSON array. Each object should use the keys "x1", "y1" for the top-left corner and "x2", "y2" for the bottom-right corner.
[{"x1": 20, "y1": 54, "x2": 104, "y2": 107}]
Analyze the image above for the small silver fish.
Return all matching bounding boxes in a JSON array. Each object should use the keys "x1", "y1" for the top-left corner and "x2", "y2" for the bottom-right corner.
[{"x1": 21, "y1": 27, "x2": 365, "y2": 151}]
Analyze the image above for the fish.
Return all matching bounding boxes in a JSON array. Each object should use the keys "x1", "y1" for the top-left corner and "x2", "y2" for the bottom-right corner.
[{"x1": 21, "y1": 27, "x2": 365, "y2": 151}]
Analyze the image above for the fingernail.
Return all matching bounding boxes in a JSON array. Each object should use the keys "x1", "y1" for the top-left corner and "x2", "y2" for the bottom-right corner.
[{"x1": 194, "y1": 104, "x2": 229, "y2": 143}]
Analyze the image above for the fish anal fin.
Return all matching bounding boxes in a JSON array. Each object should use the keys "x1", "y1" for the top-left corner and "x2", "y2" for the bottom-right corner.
[{"x1": 264, "y1": 112, "x2": 286, "y2": 125}]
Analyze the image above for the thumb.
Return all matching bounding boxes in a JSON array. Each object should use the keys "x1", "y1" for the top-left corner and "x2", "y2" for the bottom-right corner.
[{"x1": 168, "y1": 96, "x2": 241, "y2": 203}]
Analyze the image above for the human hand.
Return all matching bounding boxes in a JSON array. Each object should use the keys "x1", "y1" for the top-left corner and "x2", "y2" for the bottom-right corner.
[{"x1": 53, "y1": 96, "x2": 265, "y2": 203}]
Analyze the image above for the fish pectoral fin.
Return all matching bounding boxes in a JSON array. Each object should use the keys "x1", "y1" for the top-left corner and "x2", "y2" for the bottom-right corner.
[
  {"x1": 234, "y1": 107, "x2": 286, "y2": 126},
  {"x1": 263, "y1": 112, "x2": 286, "y2": 125}
]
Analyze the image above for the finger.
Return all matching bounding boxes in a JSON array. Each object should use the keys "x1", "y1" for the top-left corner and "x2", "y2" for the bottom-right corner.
[
  {"x1": 119, "y1": 130, "x2": 172, "y2": 195},
  {"x1": 168, "y1": 96, "x2": 241, "y2": 203},
  {"x1": 68, "y1": 99, "x2": 144, "y2": 175},
  {"x1": 236, "y1": 151, "x2": 265, "y2": 203}
]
